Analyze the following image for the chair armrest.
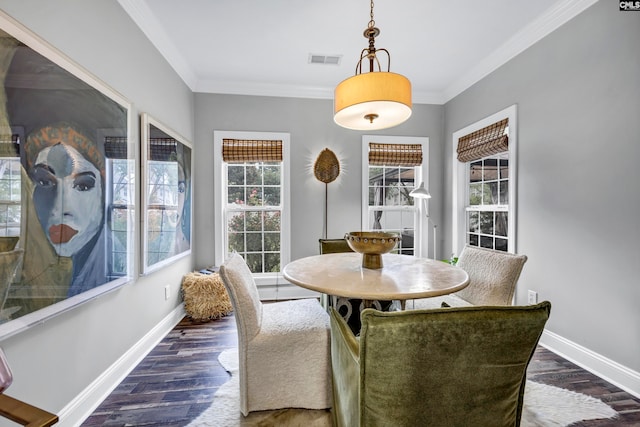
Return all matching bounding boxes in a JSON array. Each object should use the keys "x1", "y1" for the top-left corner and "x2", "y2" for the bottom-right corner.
[
  {"x1": 330, "y1": 308, "x2": 360, "y2": 427},
  {"x1": 330, "y1": 308, "x2": 359, "y2": 359}
]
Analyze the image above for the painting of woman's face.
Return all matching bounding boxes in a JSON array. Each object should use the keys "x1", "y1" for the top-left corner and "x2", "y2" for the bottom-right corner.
[{"x1": 30, "y1": 143, "x2": 103, "y2": 257}]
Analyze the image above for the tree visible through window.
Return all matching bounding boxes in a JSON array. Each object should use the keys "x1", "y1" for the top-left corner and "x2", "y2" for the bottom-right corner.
[
  {"x1": 146, "y1": 159, "x2": 180, "y2": 265},
  {"x1": 0, "y1": 158, "x2": 21, "y2": 237},
  {"x1": 108, "y1": 158, "x2": 134, "y2": 277},
  {"x1": 214, "y1": 131, "x2": 290, "y2": 279},
  {"x1": 226, "y1": 162, "x2": 282, "y2": 273}
]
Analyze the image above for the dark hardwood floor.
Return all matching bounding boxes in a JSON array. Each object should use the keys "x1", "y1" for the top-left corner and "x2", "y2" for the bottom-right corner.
[{"x1": 82, "y1": 313, "x2": 640, "y2": 426}]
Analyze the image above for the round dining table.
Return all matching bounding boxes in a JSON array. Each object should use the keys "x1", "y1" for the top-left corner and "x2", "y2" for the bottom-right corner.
[{"x1": 283, "y1": 252, "x2": 469, "y2": 309}]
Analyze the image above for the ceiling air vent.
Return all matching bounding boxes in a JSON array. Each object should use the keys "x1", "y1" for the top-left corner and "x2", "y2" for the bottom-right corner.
[{"x1": 309, "y1": 54, "x2": 342, "y2": 65}]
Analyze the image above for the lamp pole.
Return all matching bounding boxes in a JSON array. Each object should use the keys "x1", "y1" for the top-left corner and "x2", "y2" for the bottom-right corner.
[
  {"x1": 409, "y1": 182, "x2": 437, "y2": 260},
  {"x1": 425, "y1": 208, "x2": 437, "y2": 261}
]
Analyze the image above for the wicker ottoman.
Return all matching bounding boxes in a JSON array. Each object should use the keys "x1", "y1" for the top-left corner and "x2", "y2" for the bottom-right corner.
[{"x1": 181, "y1": 272, "x2": 233, "y2": 320}]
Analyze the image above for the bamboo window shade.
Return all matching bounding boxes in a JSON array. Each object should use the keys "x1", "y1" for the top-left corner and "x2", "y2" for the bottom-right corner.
[
  {"x1": 368, "y1": 143, "x2": 423, "y2": 166},
  {"x1": 148, "y1": 138, "x2": 177, "y2": 161},
  {"x1": 222, "y1": 139, "x2": 283, "y2": 163},
  {"x1": 104, "y1": 136, "x2": 128, "y2": 159},
  {"x1": 0, "y1": 135, "x2": 19, "y2": 157},
  {"x1": 457, "y1": 118, "x2": 509, "y2": 163}
]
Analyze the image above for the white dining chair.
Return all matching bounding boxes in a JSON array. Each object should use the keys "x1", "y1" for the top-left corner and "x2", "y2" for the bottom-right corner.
[
  {"x1": 412, "y1": 245, "x2": 527, "y2": 309},
  {"x1": 218, "y1": 252, "x2": 331, "y2": 416}
]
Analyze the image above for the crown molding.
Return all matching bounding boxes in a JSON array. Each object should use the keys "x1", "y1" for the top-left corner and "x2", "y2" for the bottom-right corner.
[
  {"x1": 195, "y1": 79, "x2": 333, "y2": 100},
  {"x1": 196, "y1": 78, "x2": 445, "y2": 104},
  {"x1": 442, "y1": 0, "x2": 599, "y2": 103},
  {"x1": 120, "y1": 0, "x2": 597, "y2": 105},
  {"x1": 117, "y1": 0, "x2": 198, "y2": 90}
]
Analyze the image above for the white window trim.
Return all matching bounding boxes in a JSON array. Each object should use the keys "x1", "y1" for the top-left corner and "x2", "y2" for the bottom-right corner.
[
  {"x1": 361, "y1": 135, "x2": 430, "y2": 258},
  {"x1": 451, "y1": 104, "x2": 518, "y2": 256},
  {"x1": 213, "y1": 131, "x2": 291, "y2": 290}
]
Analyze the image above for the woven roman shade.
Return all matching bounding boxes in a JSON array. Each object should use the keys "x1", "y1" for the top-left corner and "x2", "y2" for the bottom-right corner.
[
  {"x1": 104, "y1": 136, "x2": 128, "y2": 159},
  {"x1": 457, "y1": 118, "x2": 509, "y2": 163},
  {"x1": 222, "y1": 139, "x2": 283, "y2": 163},
  {"x1": 368, "y1": 143, "x2": 422, "y2": 166},
  {"x1": 149, "y1": 137, "x2": 177, "y2": 161},
  {"x1": 0, "y1": 134, "x2": 19, "y2": 157}
]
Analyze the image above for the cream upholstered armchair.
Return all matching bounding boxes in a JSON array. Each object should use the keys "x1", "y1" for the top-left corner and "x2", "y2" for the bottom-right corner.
[
  {"x1": 330, "y1": 302, "x2": 551, "y2": 427},
  {"x1": 413, "y1": 245, "x2": 527, "y2": 309},
  {"x1": 218, "y1": 252, "x2": 331, "y2": 416}
]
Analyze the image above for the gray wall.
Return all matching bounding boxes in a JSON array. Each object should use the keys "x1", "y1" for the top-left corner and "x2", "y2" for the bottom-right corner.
[
  {"x1": 443, "y1": 1, "x2": 639, "y2": 371},
  {"x1": 0, "y1": 0, "x2": 194, "y2": 420},
  {"x1": 193, "y1": 94, "x2": 444, "y2": 267},
  {"x1": 0, "y1": 0, "x2": 637, "y2": 422}
]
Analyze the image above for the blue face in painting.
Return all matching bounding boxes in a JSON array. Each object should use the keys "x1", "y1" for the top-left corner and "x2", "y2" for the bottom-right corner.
[{"x1": 30, "y1": 143, "x2": 103, "y2": 257}]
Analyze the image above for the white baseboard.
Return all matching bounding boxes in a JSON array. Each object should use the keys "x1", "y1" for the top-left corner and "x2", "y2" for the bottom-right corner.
[
  {"x1": 539, "y1": 329, "x2": 640, "y2": 399},
  {"x1": 58, "y1": 305, "x2": 186, "y2": 426}
]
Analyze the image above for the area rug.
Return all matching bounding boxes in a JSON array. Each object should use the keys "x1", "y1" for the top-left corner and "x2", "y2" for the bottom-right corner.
[{"x1": 187, "y1": 349, "x2": 618, "y2": 427}]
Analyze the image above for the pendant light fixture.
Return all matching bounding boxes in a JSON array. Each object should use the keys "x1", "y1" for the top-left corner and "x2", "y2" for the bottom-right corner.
[{"x1": 334, "y1": 0, "x2": 412, "y2": 131}]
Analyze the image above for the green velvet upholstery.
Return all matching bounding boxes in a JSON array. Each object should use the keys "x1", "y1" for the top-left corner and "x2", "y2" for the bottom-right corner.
[
  {"x1": 318, "y1": 238, "x2": 353, "y2": 312},
  {"x1": 330, "y1": 301, "x2": 551, "y2": 427}
]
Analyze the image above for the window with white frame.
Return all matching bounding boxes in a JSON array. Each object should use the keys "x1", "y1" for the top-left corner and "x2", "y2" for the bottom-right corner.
[
  {"x1": 467, "y1": 154, "x2": 509, "y2": 251},
  {"x1": 361, "y1": 136, "x2": 430, "y2": 258},
  {"x1": 103, "y1": 134, "x2": 135, "y2": 279},
  {"x1": 106, "y1": 157, "x2": 135, "y2": 278},
  {"x1": 0, "y1": 134, "x2": 21, "y2": 237},
  {"x1": 213, "y1": 132, "x2": 290, "y2": 279},
  {"x1": 452, "y1": 106, "x2": 517, "y2": 256},
  {"x1": 0, "y1": 158, "x2": 21, "y2": 237}
]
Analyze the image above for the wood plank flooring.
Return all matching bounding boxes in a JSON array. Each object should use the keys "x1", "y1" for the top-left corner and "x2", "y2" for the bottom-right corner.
[{"x1": 82, "y1": 314, "x2": 640, "y2": 426}]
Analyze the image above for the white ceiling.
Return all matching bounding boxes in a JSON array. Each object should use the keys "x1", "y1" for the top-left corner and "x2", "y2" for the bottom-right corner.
[{"x1": 119, "y1": 0, "x2": 596, "y2": 104}]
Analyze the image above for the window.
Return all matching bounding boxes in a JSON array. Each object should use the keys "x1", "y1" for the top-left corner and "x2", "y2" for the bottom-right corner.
[
  {"x1": 452, "y1": 105, "x2": 517, "y2": 255},
  {"x1": 102, "y1": 134, "x2": 134, "y2": 279},
  {"x1": 467, "y1": 154, "x2": 509, "y2": 251},
  {"x1": 362, "y1": 136, "x2": 430, "y2": 258},
  {"x1": 0, "y1": 158, "x2": 21, "y2": 237},
  {"x1": 0, "y1": 133, "x2": 21, "y2": 237},
  {"x1": 107, "y1": 157, "x2": 134, "y2": 278},
  {"x1": 214, "y1": 132, "x2": 290, "y2": 283}
]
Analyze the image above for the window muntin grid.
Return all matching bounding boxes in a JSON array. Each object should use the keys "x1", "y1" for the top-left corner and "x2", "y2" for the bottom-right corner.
[
  {"x1": 466, "y1": 154, "x2": 509, "y2": 251},
  {"x1": 367, "y1": 165, "x2": 417, "y2": 255},
  {"x1": 145, "y1": 160, "x2": 181, "y2": 266},
  {"x1": 0, "y1": 158, "x2": 21, "y2": 237},
  {"x1": 225, "y1": 162, "x2": 282, "y2": 273},
  {"x1": 108, "y1": 158, "x2": 134, "y2": 277}
]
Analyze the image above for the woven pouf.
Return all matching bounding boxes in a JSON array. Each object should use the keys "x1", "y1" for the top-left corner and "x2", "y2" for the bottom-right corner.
[{"x1": 181, "y1": 272, "x2": 233, "y2": 321}]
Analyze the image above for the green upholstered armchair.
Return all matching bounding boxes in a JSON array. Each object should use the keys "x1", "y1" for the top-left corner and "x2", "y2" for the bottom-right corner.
[
  {"x1": 318, "y1": 238, "x2": 353, "y2": 311},
  {"x1": 330, "y1": 301, "x2": 551, "y2": 427},
  {"x1": 319, "y1": 238, "x2": 354, "y2": 255}
]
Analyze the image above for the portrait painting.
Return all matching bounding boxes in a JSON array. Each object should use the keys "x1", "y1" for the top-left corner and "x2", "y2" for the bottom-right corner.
[
  {"x1": 141, "y1": 113, "x2": 192, "y2": 274},
  {"x1": 0, "y1": 13, "x2": 133, "y2": 337}
]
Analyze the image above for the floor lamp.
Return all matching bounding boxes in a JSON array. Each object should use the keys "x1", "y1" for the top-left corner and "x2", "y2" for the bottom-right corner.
[{"x1": 409, "y1": 182, "x2": 437, "y2": 260}]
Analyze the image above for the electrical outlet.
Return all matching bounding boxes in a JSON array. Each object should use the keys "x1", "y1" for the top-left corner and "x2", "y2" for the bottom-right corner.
[
  {"x1": 527, "y1": 290, "x2": 538, "y2": 305},
  {"x1": 164, "y1": 285, "x2": 170, "y2": 300}
]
